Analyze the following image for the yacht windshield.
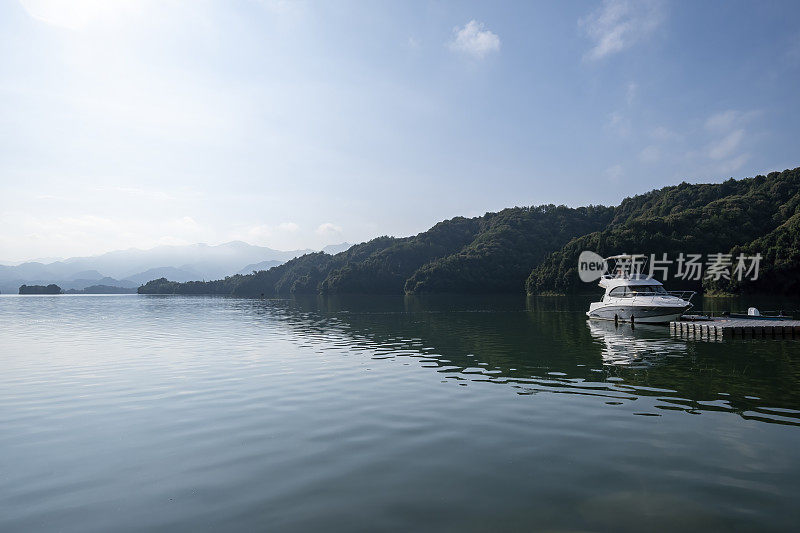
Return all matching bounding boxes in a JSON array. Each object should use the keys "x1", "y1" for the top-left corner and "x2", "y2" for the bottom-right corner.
[
  {"x1": 631, "y1": 285, "x2": 667, "y2": 294},
  {"x1": 608, "y1": 285, "x2": 667, "y2": 297}
]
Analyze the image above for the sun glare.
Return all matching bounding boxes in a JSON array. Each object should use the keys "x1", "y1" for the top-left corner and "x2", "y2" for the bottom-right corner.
[{"x1": 18, "y1": 0, "x2": 136, "y2": 30}]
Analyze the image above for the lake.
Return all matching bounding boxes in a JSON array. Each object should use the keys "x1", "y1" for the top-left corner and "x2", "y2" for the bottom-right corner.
[{"x1": 1, "y1": 294, "x2": 799, "y2": 532}]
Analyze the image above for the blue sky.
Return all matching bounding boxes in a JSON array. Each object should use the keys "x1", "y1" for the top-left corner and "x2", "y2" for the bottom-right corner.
[{"x1": 1, "y1": 0, "x2": 798, "y2": 261}]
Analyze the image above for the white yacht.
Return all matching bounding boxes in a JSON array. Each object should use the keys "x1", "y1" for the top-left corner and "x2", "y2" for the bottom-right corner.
[{"x1": 586, "y1": 255, "x2": 694, "y2": 324}]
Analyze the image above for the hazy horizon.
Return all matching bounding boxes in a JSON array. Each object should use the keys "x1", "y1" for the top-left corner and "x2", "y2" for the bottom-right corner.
[
  {"x1": 2, "y1": 0, "x2": 799, "y2": 262},
  {"x1": 0, "y1": 239, "x2": 356, "y2": 267},
  {"x1": 2, "y1": 165, "x2": 797, "y2": 265}
]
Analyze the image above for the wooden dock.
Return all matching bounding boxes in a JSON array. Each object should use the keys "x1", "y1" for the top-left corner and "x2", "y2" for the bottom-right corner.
[{"x1": 670, "y1": 317, "x2": 800, "y2": 340}]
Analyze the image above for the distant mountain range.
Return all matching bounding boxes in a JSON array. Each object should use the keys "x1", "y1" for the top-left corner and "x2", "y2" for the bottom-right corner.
[{"x1": 0, "y1": 241, "x2": 351, "y2": 294}]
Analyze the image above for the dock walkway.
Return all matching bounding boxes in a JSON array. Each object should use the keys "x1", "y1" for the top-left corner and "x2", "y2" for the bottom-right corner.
[{"x1": 670, "y1": 317, "x2": 800, "y2": 339}]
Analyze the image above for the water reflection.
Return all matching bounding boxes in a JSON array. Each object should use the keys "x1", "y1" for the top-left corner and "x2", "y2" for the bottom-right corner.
[
  {"x1": 587, "y1": 320, "x2": 687, "y2": 367},
  {"x1": 251, "y1": 294, "x2": 800, "y2": 426},
  {"x1": 4, "y1": 294, "x2": 799, "y2": 533}
]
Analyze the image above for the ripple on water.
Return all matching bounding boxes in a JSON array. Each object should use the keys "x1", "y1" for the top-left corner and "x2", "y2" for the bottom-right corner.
[{"x1": 0, "y1": 294, "x2": 799, "y2": 532}]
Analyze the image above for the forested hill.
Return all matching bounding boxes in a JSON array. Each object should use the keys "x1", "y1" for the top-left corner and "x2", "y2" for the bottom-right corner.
[
  {"x1": 526, "y1": 166, "x2": 800, "y2": 295},
  {"x1": 139, "y1": 166, "x2": 800, "y2": 297},
  {"x1": 138, "y1": 204, "x2": 614, "y2": 296}
]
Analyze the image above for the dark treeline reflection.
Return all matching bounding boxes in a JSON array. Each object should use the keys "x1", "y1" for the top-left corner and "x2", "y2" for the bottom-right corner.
[{"x1": 236, "y1": 294, "x2": 800, "y2": 426}]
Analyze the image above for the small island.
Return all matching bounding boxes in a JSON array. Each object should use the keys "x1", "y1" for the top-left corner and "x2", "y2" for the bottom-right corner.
[{"x1": 19, "y1": 284, "x2": 62, "y2": 295}]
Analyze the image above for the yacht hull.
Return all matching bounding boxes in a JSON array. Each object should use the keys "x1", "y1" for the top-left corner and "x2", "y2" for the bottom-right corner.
[{"x1": 586, "y1": 305, "x2": 688, "y2": 324}]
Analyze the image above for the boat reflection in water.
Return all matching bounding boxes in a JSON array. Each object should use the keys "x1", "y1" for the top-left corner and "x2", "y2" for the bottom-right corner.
[
  {"x1": 587, "y1": 320, "x2": 686, "y2": 368},
  {"x1": 587, "y1": 319, "x2": 687, "y2": 368},
  {"x1": 251, "y1": 295, "x2": 799, "y2": 426}
]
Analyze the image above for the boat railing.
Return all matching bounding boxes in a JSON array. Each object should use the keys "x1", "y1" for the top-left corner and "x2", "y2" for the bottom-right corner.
[
  {"x1": 667, "y1": 290, "x2": 695, "y2": 302},
  {"x1": 623, "y1": 291, "x2": 694, "y2": 303}
]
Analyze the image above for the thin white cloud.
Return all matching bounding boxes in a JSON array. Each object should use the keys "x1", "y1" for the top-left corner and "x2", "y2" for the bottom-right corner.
[
  {"x1": 155, "y1": 235, "x2": 191, "y2": 246},
  {"x1": 579, "y1": 0, "x2": 664, "y2": 61},
  {"x1": 448, "y1": 20, "x2": 501, "y2": 59},
  {"x1": 702, "y1": 109, "x2": 756, "y2": 167},
  {"x1": 175, "y1": 216, "x2": 200, "y2": 230},
  {"x1": 707, "y1": 129, "x2": 745, "y2": 160},
  {"x1": 639, "y1": 145, "x2": 660, "y2": 163},
  {"x1": 625, "y1": 81, "x2": 638, "y2": 105},
  {"x1": 604, "y1": 164, "x2": 624, "y2": 183},
  {"x1": 277, "y1": 222, "x2": 300, "y2": 232},
  {"x1": 247, "y1": 224, "x2": 273, "y2": 240},
  {"x1": 705, "y1": 110, "x2": 741, "y2": 132},
  {"x1": 315, "y1": 222, "x2": 342, "y2": 236},
  {"x1": 650, "y1": 126, "x2": 682, "y2": 142},
  {"x1": 704, "y1": 109, "x2": 760, "y2": 133},
  {"x1": 245, "y1": 221, "x2": 299, "y2": 241},
  {"x1": 93, "y1": 186, "x2": 176, "y2": 202},
  {"x1": 716, "y1": 153, "x2": 749, "y2": 174},
  {"x1": 607, "y1": 111, "x2": 631, "y2": 137},
  {"x1": 699, "y1": 110, "x2": 759, "y2": 175}
]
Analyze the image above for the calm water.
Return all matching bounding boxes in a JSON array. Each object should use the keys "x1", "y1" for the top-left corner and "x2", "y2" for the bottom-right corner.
[{"x1": 1, "y1": 294, "x2": 799, "y2": 532}]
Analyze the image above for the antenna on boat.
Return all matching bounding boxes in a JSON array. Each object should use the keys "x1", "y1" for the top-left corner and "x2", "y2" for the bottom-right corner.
[{"x1": 603, "y1": 254, "x2": 649, "y2": 279}]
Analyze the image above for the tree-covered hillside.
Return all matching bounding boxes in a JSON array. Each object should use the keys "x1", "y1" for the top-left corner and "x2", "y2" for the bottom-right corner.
[
  {"x1": 705, "y1": 210, "x2": 800, "y2": 295},
  {"x1": 139, "y1": 166, "x2": 800, "y2": 297},
  {"x1": 526, "y1": 167, "x2": 800, "y2": 294},
  {"x1": 139, "y1": 205, "x2": 612, "y2": 296},
  {"x1": 404, "y1": 206, "x2": 614, "y2": 293}
]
